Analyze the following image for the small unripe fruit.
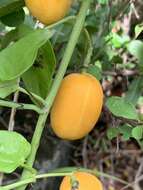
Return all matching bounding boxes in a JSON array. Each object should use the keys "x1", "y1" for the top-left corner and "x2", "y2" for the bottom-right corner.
[
  {"x1": 25, "y1": 0, "x2": 72, "y2": 25},
  {"x1": 60, "y1": 172, "x2": 103, "y2": 190},
  {"x1": 50, "y1": 73, "x2": 103, "y2": 140}
]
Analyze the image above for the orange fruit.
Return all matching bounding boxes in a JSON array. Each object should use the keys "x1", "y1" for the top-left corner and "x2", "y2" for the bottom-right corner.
[
  {"x1": 25, "y1": 0, "x2": 72, "y2": 25},
  {"x1": 50, "y1": 73, "x2": 103, "y2": 140},
  {"x1": 60, "y1": 172, "x2": 103, "y2": 190}
]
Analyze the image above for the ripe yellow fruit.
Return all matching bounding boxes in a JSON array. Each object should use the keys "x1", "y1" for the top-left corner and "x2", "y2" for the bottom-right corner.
[
  {"x1": 60, "y1": 172, "x2": 103, "y2": 190},
  {"x1": 50, "y1": 73, "x2": 103, "y2": 140},
  {"x1": 25, "y1": 0, "x2": 72, "y2": 25}
]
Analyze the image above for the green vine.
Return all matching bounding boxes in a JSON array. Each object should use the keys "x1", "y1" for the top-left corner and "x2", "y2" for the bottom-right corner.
[
  {"x1": 14, "y1": 1, "x2": 92, "y2": 190},
  {"x1": 0, "y1": 168, "x2": 129, "y2": 190}
]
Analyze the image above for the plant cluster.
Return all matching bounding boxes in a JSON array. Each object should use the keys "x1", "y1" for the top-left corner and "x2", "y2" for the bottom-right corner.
[{"x1": 0, "y1": 0, "x2": 143, "y2": 189}]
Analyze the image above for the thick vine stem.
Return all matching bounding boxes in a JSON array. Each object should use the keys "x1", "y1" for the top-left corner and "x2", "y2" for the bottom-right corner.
[{"x1": 16, "y1": 1, "x2": 92, "y2": 190}]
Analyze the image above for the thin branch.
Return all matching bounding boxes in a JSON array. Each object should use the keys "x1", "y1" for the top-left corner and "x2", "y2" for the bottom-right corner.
[
  {"x1": 8, "y1": 91, "x2": 19, "y2": 131},
  {"x1": 0, "y1": 91, "x2": 20, "y2": 186},
  {"x1": 121, "y1": 174, "x2": 143, "y2": 190},
  {"x1": 133, "y1": 158, "x2": 143, "y2": 190},
  {"x1": 82, "y1": 136, "x2": 88, "y2": 167}
]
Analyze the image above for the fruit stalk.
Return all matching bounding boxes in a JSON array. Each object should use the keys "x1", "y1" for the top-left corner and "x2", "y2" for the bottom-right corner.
[
  {"x1": 1, "y1": 168, "x2": 128, "y2": 189},
  {"x1": 1, "y1": 172, "x2": 73, "y2": 190},
  {"x1": 16, "y1": 0, "x2": 92, "y2": 190}
]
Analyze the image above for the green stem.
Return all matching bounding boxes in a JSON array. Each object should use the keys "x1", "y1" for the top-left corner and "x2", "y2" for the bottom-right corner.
[
  {"x1": 1, "y1": 168, "x2": 129, "y2": 190},
  {"x1": 90, "y1": 169, "x2": 128, "y2": 185},
  {"x1": 16, "y1": 1, "x2": 92, "y2": 190},
  {"x1": 0, "y1": 100, "x2": 43, "y2": 114},
  {"x1": 82, "y1": 28, "x2": 93, "y2": 72},
  {"x1": 21, "y1": 164, "x2": 36, "y2": 175},
  {"x1": 18, "y1": 87, "x2": 46, "y2": 107},
  {"x1": 0, "y1": 178, "x2": 35, "y2": 190},
  {"x1": 0, "y1": 172, "x2": 73, "y2": 190},
  {"x1": 69, "y1": 169, "x2": 129, "y2": 187},
  {"x1": 36, "y1": 172, "x2": 72, "y2": 179},
  {"x1": 46, "y1": 16, "x2": 76, "y2": 30}
]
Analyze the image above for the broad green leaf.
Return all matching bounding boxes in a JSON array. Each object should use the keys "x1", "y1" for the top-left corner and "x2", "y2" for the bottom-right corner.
[
  {"x1": 87, "y1": 65, "x2": 102, "y2": 80},
  {"x1": 128, "y1": 40, "x2": 143, "y2": 63},
  {"x1": 1, "y1": 24, "x2": 33, "y2": 49},
  {"x1": 0, "y1": 29, "x2": 54, "y2": 81},
  {"x1": 1, "y1": 29, "x2": 18, "y2": 49},
  {"x1": 0, "y1": 130, "x2": 31, "y2": 173},
  {"x1": 0, "y1": 79, "x2": 19, "y2": 98},
  {"x1": 17, "y1": 23, "x2": 34, "y2": 38},
  {"x1": 118, "y1": 124, "x2": 132, "y2": 141},
  {"x1": 107, "y1": 128, "x2": 119, "y2": 140},
  {"x1": 106, "y1": 96, "x2": 139, "y2": 120},
  {"x1": 0, "y1": 0, "x2": 24, "y2": 18},
  {"x1": 1, "y1": 8, "x2": 25, "y2": 27},
  {"x1": 125, "y1": 77, "x2": 143, "y2": 105},
  {"x1": 132, "y1": 126, "x2": 143, "y2": 140},
  {"x1": 22, "y1": 41, "x2": 56, "y2": 99}
]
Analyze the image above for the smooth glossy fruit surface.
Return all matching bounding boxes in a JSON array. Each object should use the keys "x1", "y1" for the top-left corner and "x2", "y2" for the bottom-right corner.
[
  {"x1": 51, "y1": 73, "x2": 103, "y2": 140},
  {"x1": 60, "y1": 172, "x2": 103, "y2": 190},
  {"x1": 25, "y1": 0, "x2": 72, "y2": 25}
]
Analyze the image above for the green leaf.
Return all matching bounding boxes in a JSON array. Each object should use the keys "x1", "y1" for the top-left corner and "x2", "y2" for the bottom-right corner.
[
  {"x1": 97, "y1": 0, "x2": 108, "y2": 5},
  {"x1": 1, "y1": 8, "x2": 25, "y2": 27},
  {"x1": 0, "y1": 130, "x2": 31, "y2": 173},
  {"x1": 111, "y1": 33, "x2": 130, "y2": 48},
  {"x1": 0, "y1": 0, "x2": 24, "y2": 18},
  {"x1": 107, "y1": 127, "x2": 119, "y2": 140},
  {"x1": 118, "y1": 124, "x2": 132, "y2": 141},
  {"x1": 132, "y1": 126, "x2": 143, "y2": 140},
  {"x1": 0, "y1": 29, "x2": 54, "y2": 81},
  {"x1": 0, "y1": 79, "x2": 19, "y2": 98},
  {"x1": 22, "y1": 41, "x2": 56, "y2": 99},
  {"x1": 1, "y1": 24, "x2": 33, "y2": 49},
  {"x1": 135, "y1": 24, "x2": 143, "y2": 39},
  {"x1": 125, "y1": 77, "x2": 143, "y2": 105},
  {"x1": 128, "y1": 40, "x2": 143, "y2": 63},
  {"x1": 1, "y1": 29, "x2": 18, "y2": 50},
  {"x1": 87, "y1": 65, "x2": 102, "y2": 80},
  {"x1": 17, "y1": 23, "x2": 34, "y2": 38},
  {"x1": 106, "y1": 96, "x2": 139, "y2": 120}
]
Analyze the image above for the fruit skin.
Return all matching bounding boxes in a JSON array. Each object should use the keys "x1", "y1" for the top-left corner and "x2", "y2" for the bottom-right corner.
[
  {"x1": 25, "y1": 0, "x2": 72, "y2": 25},
  {"x1": 60, "y1": 172, "x2": 103, "y2": 190},
  {"x1": 50, "y1": 73, "x2": 103, "y2": 140}
]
